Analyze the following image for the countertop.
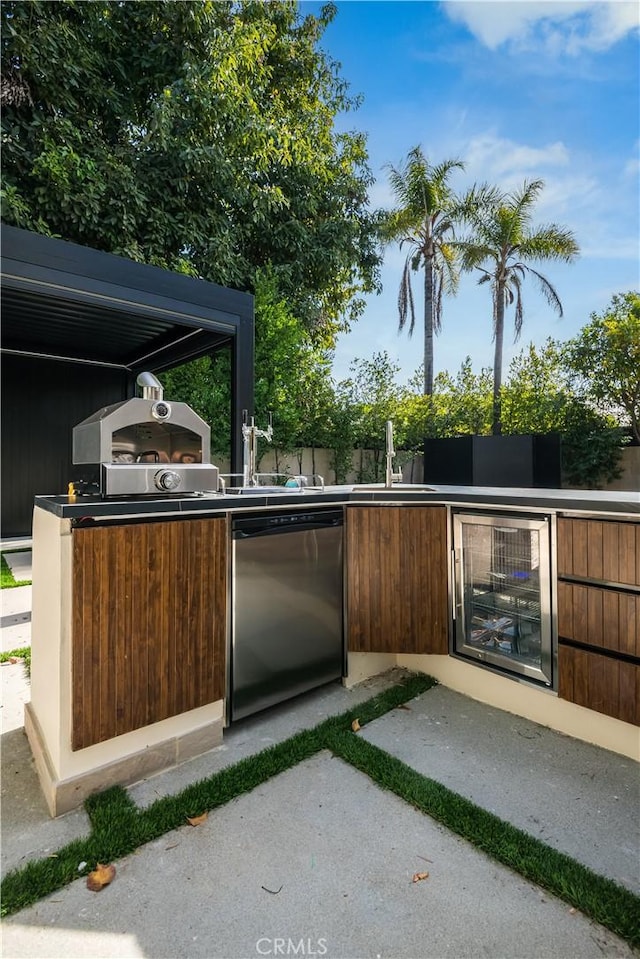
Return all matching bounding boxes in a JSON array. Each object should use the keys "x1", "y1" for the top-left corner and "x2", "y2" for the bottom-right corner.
[{"x1": 34, "y1": 483, "x2": 640, "y2": 523}]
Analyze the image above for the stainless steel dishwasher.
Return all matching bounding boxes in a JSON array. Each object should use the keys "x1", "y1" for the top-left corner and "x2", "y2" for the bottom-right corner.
[{"x1": 231, "y1": 508, "x2": 344, "y2": 721}]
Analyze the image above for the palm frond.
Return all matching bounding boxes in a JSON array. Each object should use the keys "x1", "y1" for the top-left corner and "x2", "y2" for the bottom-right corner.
[
  {"x1": 510, "y1": 179, "x2": 545, "y2": 222},
  {"x1": 523, "y1": 265, "x2": 564, "y2": 317},
  {"x1": 434, "y1": 271, "x2": 443, "y2": 334},
  {"x1": 398, "y1": 257, "x2": 416, "y2": 335},
  {"x1": 458, "y1": 239, "x2": 495, "y2": 272},
  {"x1": 511, "y1": 272, "x2": 524, "y2": 340},
  {"x1": 519, "y1": 226, "x2": 579, "y2": 262},
  {"x1": 439, "y1": 242, "x2": 460, "y2": 295}
]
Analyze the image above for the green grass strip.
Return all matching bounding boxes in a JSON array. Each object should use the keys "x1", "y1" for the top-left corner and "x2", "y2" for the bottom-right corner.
[
  {"x1": 1, "y1": 553, "x2": 31, "y2": 588},
  {"x1": 0, "y1": 673, "x2": 434, "y2": 916},
  {"x1": 2, "y1": 669, "x2": 638, "y2": 950},
  {"x1": 326, "y1": 725, "x2": 640, "y2": 948},
  {"x1": 0, "y1": 646, "x2": 31, "y2": 674}
]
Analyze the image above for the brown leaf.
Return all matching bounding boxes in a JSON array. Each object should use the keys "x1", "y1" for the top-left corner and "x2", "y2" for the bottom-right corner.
[
  {"x1": 412, "y1": 871, "x2": 429, "y2": 883},
  {"x1": 86, "y1": 863, "x2": 116, "y2": 892},
  {"x1": 351, "y1": 719, "x2": 361, "y2": 732},
  {"x1": 186, "y1": 812, "x2": 208, "y2": 827}
]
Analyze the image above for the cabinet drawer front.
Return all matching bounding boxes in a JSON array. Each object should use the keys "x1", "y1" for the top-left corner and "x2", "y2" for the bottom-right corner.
[
  {"x1": 557, "y1": 518, "x2": 640, "y2": 587},
  {"x1": 557, "y1": 582, "x2": 640, "y2": 657},
  {"x1": 558, "y1": 645, "x2": 639, "y2": 726}
]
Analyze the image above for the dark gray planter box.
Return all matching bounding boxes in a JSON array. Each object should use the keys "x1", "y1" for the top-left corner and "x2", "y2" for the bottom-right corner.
[{"x1": 424, "y1": 434, "x2": 561, "y2": 488}]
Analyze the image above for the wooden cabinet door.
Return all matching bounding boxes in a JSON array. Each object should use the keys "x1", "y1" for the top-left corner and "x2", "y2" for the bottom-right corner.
[
  {"x1": 72, "y1": 518, "x2": 227, "y2": 750},
  {"x1": 557, "y1": 517, "x2": 639, "y2": 726},
  {"x1": 346, "y1": 506, "x2": 448, "y2": 655}
]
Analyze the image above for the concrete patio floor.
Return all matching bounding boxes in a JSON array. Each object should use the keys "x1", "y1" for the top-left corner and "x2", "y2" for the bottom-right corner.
[
  {"x1": 1, "y1": 554, "x2": 638, "y2": 958},
  {"x1": 2, "y1": 665, "x2": 639, "y2": 958}
]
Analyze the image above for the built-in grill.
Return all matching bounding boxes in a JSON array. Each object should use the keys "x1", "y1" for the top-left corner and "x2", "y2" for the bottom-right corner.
[{"x1": 72, "y1": 372, "x2": 219, "y2": 497}]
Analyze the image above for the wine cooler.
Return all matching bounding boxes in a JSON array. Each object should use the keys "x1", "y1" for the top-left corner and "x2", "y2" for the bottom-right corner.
[{"x1": 453, "y1": 512, "x2": 553, "y2": 687}]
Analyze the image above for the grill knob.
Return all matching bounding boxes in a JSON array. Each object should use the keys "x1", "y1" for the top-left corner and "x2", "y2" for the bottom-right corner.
[{"x1": 154, "y1": 469, "x2": 182, "y2": 491}]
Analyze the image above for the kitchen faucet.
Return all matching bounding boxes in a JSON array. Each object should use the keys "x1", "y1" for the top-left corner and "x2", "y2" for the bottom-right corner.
[
  {"x1": 385, "y1": 420, "x2": 403, "y2": 488},
  {"x1": 242, "y1": 412, "x2": 273, "y2": 486}
]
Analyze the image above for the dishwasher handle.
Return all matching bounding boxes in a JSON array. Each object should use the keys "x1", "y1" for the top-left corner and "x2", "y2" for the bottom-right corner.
[{"x1": 234, "y1": 518, "x2": 342, "y2": 540}]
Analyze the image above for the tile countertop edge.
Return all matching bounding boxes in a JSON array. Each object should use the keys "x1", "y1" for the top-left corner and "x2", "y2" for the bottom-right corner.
[{"x1": 33, "y1": 486, "x2": 640, "y2": 521}]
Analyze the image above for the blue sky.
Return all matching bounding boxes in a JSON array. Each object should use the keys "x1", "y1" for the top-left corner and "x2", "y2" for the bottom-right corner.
[{"x1": 300, "y1": 0, "x2": 640, "y2": 385}]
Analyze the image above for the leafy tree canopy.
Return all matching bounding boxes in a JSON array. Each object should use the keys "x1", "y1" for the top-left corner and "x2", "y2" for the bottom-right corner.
[
  {"x1": 565, "y1": 292, "x2": 640, "y2": 444},
  {"x1": 1, "y1": 0, "x2": 381, "y2": 344},
  {"x1": 160, "y1": 265, "x2": 335, "y2": 462}
]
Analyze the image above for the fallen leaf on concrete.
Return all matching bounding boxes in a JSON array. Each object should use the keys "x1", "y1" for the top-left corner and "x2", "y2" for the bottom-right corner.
[
  {"x1": 86, "y1": 863, "x2": 116, "y2": 892},
  {"x1": 412, "y1": 872, "x2": 429, "y2": 883},
  {"x1": 351, "y1": 719, "x2": 361, "y2": 732},
  {"x1": 186, "y1": 812, "x2": 208, "y2": 827}
]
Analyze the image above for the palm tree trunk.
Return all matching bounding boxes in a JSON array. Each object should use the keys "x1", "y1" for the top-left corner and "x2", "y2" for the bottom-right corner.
[
  {"x1": 492, "y1": 284, "x2": 505, "y2": 435},
  {"x1": 424, "y1": 256, "x2": 434, "y2": 396}
]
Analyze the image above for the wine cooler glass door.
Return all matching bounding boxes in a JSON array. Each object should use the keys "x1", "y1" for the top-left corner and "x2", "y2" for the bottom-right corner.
[{"x1": 454, "y1": 513, "x2": 553, "y2": 687}]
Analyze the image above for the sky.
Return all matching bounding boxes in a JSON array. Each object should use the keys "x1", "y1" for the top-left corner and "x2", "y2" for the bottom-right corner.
[{"x1": 300, "y1": 0, "x2": 640, "y2": 385}]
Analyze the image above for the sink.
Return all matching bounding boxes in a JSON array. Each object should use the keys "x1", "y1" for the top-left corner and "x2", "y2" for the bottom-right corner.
[
  {"x1": 353, "y1": 484, "x2": 437, "y2": 492},
  {"x1": 224, "y1": 485, "x2": 307, "y2": 495}
]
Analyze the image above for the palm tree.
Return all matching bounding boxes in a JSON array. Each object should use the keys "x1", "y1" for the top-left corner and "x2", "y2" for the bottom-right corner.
[
  {"x1": 382, "y1": 146, "x2": 464, "y2": 396},
  {"x1": 458, "y1": 178, "x2": 579, "y2": 434}
]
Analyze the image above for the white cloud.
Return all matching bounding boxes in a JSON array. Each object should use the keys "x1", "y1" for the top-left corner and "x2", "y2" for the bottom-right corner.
[
  {"x1": 463, "y1": 133, "x2": 570, "y2": 180},
  {"x1": 442, "y1": 0, "x2": 639, "y2": 55}
]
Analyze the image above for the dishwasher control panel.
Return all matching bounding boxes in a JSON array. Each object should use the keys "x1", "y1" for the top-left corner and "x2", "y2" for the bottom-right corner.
[{"x1": 232, "y1": 508, "x2": 343, "y2": 535}]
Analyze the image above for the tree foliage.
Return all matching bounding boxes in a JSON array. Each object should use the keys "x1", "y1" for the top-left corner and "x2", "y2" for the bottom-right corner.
[
  {"x1": 382, "y1": 146, "x2": 464, "y2": 395},
  {"x1": 1, "y1": 0, "x2": 381, "y2": 342},
  {"x1": 160, "y1": 267, "x2": 334, "y2": 466},
  {"x1": 457, "y1": 179, "x2": 579, "y2": 434},
  {"x1": 335, "y1": 352, "x2": 406, "y2": 482},
  {"x1": 501, "y1": 340, "x2": 625, "y2": 487},
  {"x1": 565, "y1": 292, "x2": 640, "y2": 444}
]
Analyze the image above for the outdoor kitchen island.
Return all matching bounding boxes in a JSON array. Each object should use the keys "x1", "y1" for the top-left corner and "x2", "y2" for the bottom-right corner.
[{"x1": 28, "y1": 485, "x2": 639, "y2": 815}]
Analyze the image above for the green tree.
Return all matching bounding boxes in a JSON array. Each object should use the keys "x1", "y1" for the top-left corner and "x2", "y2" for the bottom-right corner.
[
  {"x1": 501, "y1": 339, "x2": 625, "y2": 487},
  {"x1": 431, "y1": 360, "x2": 493, "y2": 437},
  {"x1": 160, "y1": 267, "x2": 334, "y2": 470},
  {"x1": 1, "y1": 0, "x2": 381, "y2": 343},
  {"x1": 565, "y1": 292, "x2": 640, "y2": 444},
  {"x1": 337, "y1": 352, "x2": 405, "y2": 482},
  {"x1": 382, "y1": 147, "x2": 464, "y2": 395},
  {"x1": 458, "y1": 179, "x2": 579, "y2": 434}
]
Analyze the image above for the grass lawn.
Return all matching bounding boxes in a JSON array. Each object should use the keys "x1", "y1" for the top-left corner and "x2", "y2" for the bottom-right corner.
[{"x1": 1, "y1": 552, "x2": 32, "y2": 589}]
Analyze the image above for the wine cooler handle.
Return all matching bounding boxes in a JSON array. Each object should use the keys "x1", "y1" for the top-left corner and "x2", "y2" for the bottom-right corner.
[{"x1": 452, "y1": 548, "x2": 463, "y2": 621}]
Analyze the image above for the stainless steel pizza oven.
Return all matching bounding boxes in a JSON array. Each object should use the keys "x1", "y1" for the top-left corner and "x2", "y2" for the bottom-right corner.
[{"x1": 72, "y1": 372, "x2": 219, "y2": 496}]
